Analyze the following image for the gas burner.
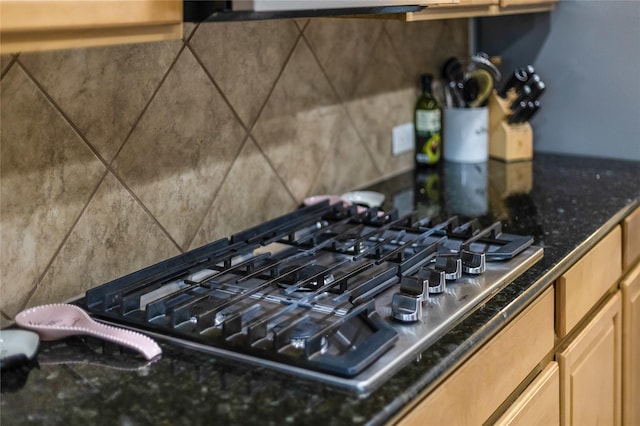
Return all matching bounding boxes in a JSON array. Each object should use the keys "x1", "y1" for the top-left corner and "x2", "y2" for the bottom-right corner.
[
  {"x1": 277, "y1": 264, "x2": 335, "y2": 292},
  {"x1": 78, "y1": 202, "x2": 541, "y2": 395},
  {"x1": 285, "y1": 318, "x2": 329, "y2": 353}
]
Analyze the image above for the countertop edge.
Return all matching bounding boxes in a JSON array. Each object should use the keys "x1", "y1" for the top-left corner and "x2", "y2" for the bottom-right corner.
[{"x1": 378, "y1": 199, "x2": 639, "y2": 426}]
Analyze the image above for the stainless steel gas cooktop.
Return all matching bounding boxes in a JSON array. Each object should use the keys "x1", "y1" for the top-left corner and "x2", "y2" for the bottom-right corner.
[{"x1": 77, "y1": 201, "x2": 542, "y2": 395}]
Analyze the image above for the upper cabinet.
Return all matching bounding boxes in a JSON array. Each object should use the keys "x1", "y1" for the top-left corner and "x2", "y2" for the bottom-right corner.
[
  {"x1": 399, "y1": 0, "x2": 557, "y2": 21},
  {"x1": 0, "y1": 0, "x2": 183, "y2": 54}
]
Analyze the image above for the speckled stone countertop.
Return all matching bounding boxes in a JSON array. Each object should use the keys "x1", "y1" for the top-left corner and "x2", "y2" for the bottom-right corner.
[{"x1": 2, "y1": 153, "x2": 639, "y2": 426}]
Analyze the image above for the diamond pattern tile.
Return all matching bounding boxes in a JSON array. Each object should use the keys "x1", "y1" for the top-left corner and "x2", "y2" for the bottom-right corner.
[
  {"x1": 345, "y1": 32, "x2": 416, "y2": 175},
  {"x1": 384, "y1": 19, "x2": 469, "y2": 84},
  {"x1": 304, "y1": 18, "x2": 384, "y2": 102},
  {"x1": 0, "y1": 65, "x2": 105, "y2": 317},
  {"x1": 308, "y1": 124, "x2": 380, "y2": 196},
  {"x1": 27, "y1": 174, "x2": 179, "y2": 309},
  {"x1": 113, "y1": 48, "x2": 246, "y2": 250},
  {"x1": 1, "y1": 54, "x2": 14, "y2": 75},
  {"x1": 190, "y1": 137, "x2": 297, "y2": 249},
  {"x1": 19, "y1": 40, "x2": 182, "y2": 162},
  {"x1": 190, "y1": 20, "x2": 300, "y2": 129},
  {"x1": 252, "y1": 38, "x2": 359, "y2": 201}
]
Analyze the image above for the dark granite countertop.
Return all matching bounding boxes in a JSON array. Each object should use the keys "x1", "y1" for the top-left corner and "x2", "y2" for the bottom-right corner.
[{"x1": 2, "y1": 153, "x2": 639, "y2": 426}]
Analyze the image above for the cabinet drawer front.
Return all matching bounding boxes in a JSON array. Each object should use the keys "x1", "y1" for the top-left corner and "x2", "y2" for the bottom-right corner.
[
  {"x1": 396, "y1": 287, "x2": 554, "y2": 426},
  {"x1": 557, "y1": 292, "x2": 622, "y2": 426},
  {"x1": 556, "y1": 226, "x2": 622, "y2": 337},
  {"x1": 494, "y1": 362, "x2": 560, "y2": 426},
  {"x1": 623, "y1": 206, "x2": 640, "y2": 270},
  {"x1": 621, "y1": 263, "x2": 640, "y2": 426}
]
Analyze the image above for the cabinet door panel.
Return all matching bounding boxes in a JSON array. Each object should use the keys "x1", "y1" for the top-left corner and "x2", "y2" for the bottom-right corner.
[
  {"x1": 396, "y1": 287, "x2": 554, "y2": 426},
  {"x1": 622, "y1": 206, "x2": 640, "y2": 270},
  {"x1": 621, "y1": 262, "x2": 640, "y2": 426},
  {"x1": 494, "y1": 362, "x2": 560, "y2": 426},
  {"x1": 0, "y1": 0, "x2": 182, "y2": 54},
  {"x1": 557, "y1": 292, "x2": 621, "y2": 426},
  {"x1": 556, "y1": 226, "x2": 622, "y2": 337}
]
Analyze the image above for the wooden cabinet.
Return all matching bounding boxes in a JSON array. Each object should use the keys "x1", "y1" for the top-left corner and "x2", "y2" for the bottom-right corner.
[
  {"x1": 396, "y1": 208, "x2": 636, "y2": 426},
  {"x1": 557, "y1": 292, "x2": 622, "y2": 426},
  {"x1": 400, "y1": 0, "x2": 556, "y2": 21},
  {"x1": 621, "y1": 262, "x2": 640, "y2": 426},
  {"x1": 0, "y1": 0, "x2": 182, "y2": 54},
  {"x1": 396, "y1": 287, "x2": 554, "y2": 426},
  {"x1": 622, "y1": 206, "x2": 640, "y2": 270},
  {"x1": 555, "y1": 226, "x2": 622, "y2": 338},
  {"x1": 494, "y1": 362, "x2": 560, "y2": 426},
  {"x1": 403, "y1": 0, "x2": 497, "y2": 21}
]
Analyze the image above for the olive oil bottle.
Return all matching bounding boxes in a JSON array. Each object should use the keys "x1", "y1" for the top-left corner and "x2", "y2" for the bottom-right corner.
[{"x1": 414, "y1": 74, "x2": 441, "y2": 167}]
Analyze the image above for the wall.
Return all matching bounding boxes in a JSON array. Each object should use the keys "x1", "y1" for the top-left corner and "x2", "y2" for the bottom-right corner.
[
  {"x1": 0, "y1": 18, "x2": 468, "y2": 321},
  {"x1": 477, "y1": 1, "x2": 640, "y2": 161}
]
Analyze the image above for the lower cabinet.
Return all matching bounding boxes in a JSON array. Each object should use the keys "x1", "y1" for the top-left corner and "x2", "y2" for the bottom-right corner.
[
  {"x1": 557, "y1": 292, "x2": 622, "y2": 426},
  {"x1": 396, "y1": 287, "x2": 554, "y2": 426},
  {"x1": 621, "y1": 262, "x2": 640, "y2": 426},
  {"x1": 395, "y1": 210, "x2": 637, "y2": 426},
  {"x1": 494, "y1": 362, "x2": 560, "y2": 426}
]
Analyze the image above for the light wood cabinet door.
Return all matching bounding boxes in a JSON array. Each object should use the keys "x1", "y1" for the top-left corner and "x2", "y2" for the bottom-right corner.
[
  {"x1": 396, "y1": 287, "x2": 554, "y2": 426},
  {"x1": 621, "y1": 262, "x2": 640, "y2": 426},
  {"x1": 556, "y1": 226, "x2": 622, "y2": 338},
  {"x1": 557, "y1": 292, "x2": 622, "y2": 426},
  {"x1": 494, "y1": 362, "x2": 560, "y2": 426},
  {"x1": 0, "y1": 0, "x2": 182, "y2": 54},
  {"x1": 622, "y1": 206, "x2": 640, "y2": 270}
]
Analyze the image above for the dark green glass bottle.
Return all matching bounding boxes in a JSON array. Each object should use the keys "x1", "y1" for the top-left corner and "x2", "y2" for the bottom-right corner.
[{"x1": 414, "y1": 74, "x2": 441, "y2": 167}]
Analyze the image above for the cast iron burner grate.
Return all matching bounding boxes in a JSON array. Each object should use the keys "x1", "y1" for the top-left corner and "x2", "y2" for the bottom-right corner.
[{"x1": 76, "y1": 201, "x2": 542, "y2": 394}]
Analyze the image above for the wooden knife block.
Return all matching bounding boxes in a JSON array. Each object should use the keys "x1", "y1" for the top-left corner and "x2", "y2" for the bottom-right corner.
[{"x1": 488, "y1": 92, "x2": 533, "y2": 162}]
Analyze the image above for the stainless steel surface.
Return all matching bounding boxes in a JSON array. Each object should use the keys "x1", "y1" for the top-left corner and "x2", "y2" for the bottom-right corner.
[{"x1": 107, "y1": 244, "x2": 542, "y2": 395}]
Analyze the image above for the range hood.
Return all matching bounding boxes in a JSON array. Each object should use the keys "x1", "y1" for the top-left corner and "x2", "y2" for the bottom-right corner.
[{"x1": 184, "y1": 0, "x2": 426, "y2": 21}]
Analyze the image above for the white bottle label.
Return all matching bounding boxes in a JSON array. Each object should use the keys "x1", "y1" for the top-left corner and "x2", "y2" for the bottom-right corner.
[{"x1": 416, "y1": 109, "x2": 441, "y2": 133}]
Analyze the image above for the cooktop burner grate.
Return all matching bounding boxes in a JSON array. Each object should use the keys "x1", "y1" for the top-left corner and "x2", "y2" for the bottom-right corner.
[{"x1": 77, "y1": 201, "x2": 542, "y2": 394}]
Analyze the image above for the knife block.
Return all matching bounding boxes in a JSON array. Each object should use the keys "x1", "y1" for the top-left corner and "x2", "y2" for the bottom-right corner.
[{"x1": 488, "y1": 92, "x2": 533, "y2": 162}]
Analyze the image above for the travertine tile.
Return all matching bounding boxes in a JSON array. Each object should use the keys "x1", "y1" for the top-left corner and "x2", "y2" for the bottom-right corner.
[
  {"x1": 27, "y1": 173, "x2": 179, "y2": 308},
  {"x1": 19, "y1": 40, "x2": 182, "y2": 161},
  {"x1": 190, "y1": 137, "x2": 297, "y2": 249},
  {"x1": 346, "y1": 32, "x2": 416, "y2": 175},
  {"x1": 295, "y1": 19, "x2": 309, "y2": 31},
  {"x1": 384, "y1": 19, "x2": 468, "y2": 85},
  {"x1": 252, "y1": 38, "x2": 358, "y2": 201},
  {"x1": 304, "y1": 18, "x2": 384, "y2": 102},
  {"x1": 308, "y1": 125, "x2": 380, "y2": 196},
  {"x1": 190, "y1": 19, "x2": 300, "y2": 129},
  {"x1": 113, "y1": 48, "x2": 246, "y2": 250},
  {"x1": 0, "y1": 65, "x2": 105, "y2": 317},
  {"x1": 1, "y1": 54, "x2": 14, "y2": 76},
  {"x1": 183, "y1": 22, "x2": 198, "y2": 41}
]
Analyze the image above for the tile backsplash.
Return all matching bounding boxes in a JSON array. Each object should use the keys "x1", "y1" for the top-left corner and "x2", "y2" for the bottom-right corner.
[{"x1": 0, "y1": 18, "x2": 468, "y2": 321}]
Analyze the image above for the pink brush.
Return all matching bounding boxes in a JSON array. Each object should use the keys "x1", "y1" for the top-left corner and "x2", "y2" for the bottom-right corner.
[{"x1": 15, "y1": 304, "x2": 161, "y2": 361}]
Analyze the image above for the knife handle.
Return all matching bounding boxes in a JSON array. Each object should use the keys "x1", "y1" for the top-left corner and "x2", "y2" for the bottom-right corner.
[
  {"x1": 508, "y1": 100, "x2": 528, "y2": 124},
  {"x1": 529, "y1": 80, "x2": 546, "y2": 101},
  {"x1": 497, "y1": 68, "x2": 529, "y2": 98},
  {"x1": 510, "y1": 85, "x2": 532, "y2": 110}
]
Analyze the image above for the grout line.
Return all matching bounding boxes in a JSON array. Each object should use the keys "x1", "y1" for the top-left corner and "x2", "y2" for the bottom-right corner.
[
  {"x1": 184, "y1": 43, "x2": 252, "y2": 135},
  {"x1": 0, "y1": 55, "x2": 18, "y2": 80},
  {"x1": 23, "y1": 171, "x2": 110, "y2": 310},
  {"x1": 16, "y1": 57, "x2": 185, "y2": 276},
  {"x1": 183, "y1": 133, "x2": 250, "y2": 250},
  {"x1": 185, "y1": 25, "x2": 302, "y2": 207},
  {"x1": 301, "y1": 24, "x2": 385, "y2": 187},
  {"x1": 295, "y1": 32, "x2": 352, "y2": 195},
  {"x1": 183, "y1": 22, "x2": 201, "y2": 43},
  {"x1": 246, "y1": 26, "x2": 303, "y2": 134},
  {"x1": 109, "y1": 42, "x2": 187, "y2": 167}
]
